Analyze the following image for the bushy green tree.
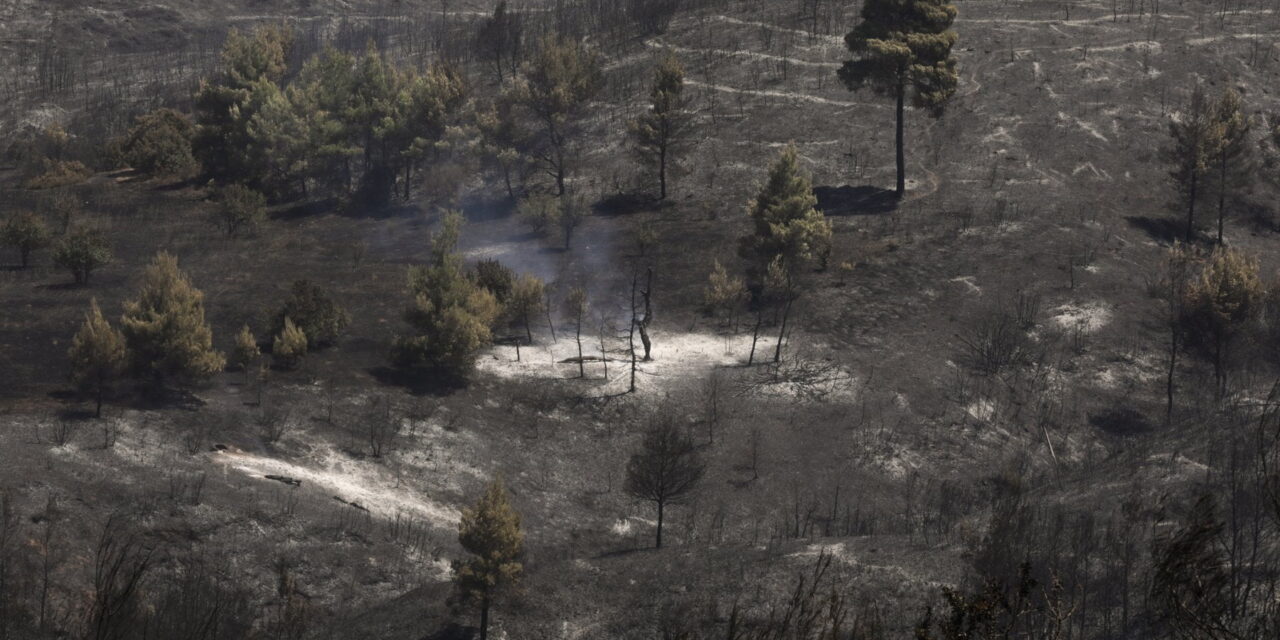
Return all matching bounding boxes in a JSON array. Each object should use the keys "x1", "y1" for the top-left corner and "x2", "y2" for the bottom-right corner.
[
  {"x1": 392, "y1": 211, "x2": 500, "y2": 376},
  {"x1": 517, "y1": 193, "x2": 561, "y2": 236},
  {"x1": 284, "y1": 48, "x2": 471, "y2": 206},
  {"x1": 269, "y1": 280, "x2": 350, "y2": 349},
  {"x1": 272, "y1": 317, "x2": 308, "y2": 370},
  {"x1": 216, "y1": 184, "x2": 267, "y2": 237},
  {"x1": 476, "y1": 97, "x2": 533, "y2": 199},
  {"x1": 518, "y1": 193, "x2": 587, "y2": 249},
  {"x1": 703, "y1": 259, "x2": 747, "y2": 328},
  {"x1": 68, "y1": 299, "x2": 127, "y2": 418},
  {"x1": 246, "y1": 81, "x2": 310, "y2": 199},
  {"x1": 738, "y1": 145, "x2": 832, "y2": 274},
  {"x1": 232, "y1": 324, "x2": 261, "y2": 375},
  {"x1": 631, "y1": 52, "x2": 693, "y2": 200},
  {"x1": 289, "y1": 47, "x2": 361, "y2": 196},
  {"x1": 119, "y1": 108, "x2": 197, "y2": 178},
  {"x1": 510, "y1": 35, "x2": 603, "y2": 195},
  {"x1": 12, "y1": 124, "x2": 91, "y2": 189},
  {"x1": 1, "y1": 211, "x2": 51, "y2": 268},
  {"x1": 395, "y1": 63, "x2": 472, "y2": 202},
  {"x1": 119, "y1": 252, "x2": 225, "y2": 385},
  {"x1": 52, "y1": 226, "x2": 111, "y2": 285},
  {"x1": 839, "y1": 0, "x2": 958, "y2": 197},
  {"x1": 507, "y1": 274, "x2": 546, "y2": 344},
  {"x1": 1181, "y1": 247, "x2": 1264, "y2": 399},
  {"x1": 193, "y1": 25, "x2": 293, "y2": 184},
  {"x1": 474, "y1": 259, "x2": 516, "y2": 304},
  {"x1": 454, "y1": 478, "x2": 524, "y2": 640}
]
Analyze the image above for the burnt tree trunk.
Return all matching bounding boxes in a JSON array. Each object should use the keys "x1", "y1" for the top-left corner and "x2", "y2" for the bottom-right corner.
[
  {"x1": 895, "y1": 83, "x2": 906, "y2": 198},
  {"x1": 639, "y1": 268, "x2": 654, "y2": 361}
]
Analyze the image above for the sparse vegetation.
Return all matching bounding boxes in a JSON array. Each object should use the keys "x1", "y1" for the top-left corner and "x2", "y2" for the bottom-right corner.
[{"x1": 4, "y1": 1, "x2": 1280, "y2": 638}]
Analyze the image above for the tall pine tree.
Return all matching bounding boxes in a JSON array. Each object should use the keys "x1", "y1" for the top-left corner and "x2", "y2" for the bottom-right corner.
[
  {"x1": 631, "y1": 52, "x2": 693, "y2": 200},
  {"x1": 1208, "y1": 88, "x2": 1252, "y2": 245},
  {"x1": 511, "y1": 35, "x2": 603, "y2": 196},
  {"x1": 838, "y1": 0, "x2": 958, "y2": 197},
  {"x1": 454, "y1": 478, "x2": 523, "y2": 640},
  {"x1": 1165, "y1": 86, "x2": 1219, "y2": 243}
]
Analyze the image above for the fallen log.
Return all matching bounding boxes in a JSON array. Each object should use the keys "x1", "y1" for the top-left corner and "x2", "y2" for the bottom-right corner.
[
  {"x1": 264, "y1": 474, "x2": 302, "y2": 487},
  {"x1": 333, "y1": 496, "x2": 370, "y2": 512}
]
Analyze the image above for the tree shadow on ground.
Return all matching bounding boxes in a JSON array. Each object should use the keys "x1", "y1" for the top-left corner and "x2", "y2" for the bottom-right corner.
[
  {"x1": 425, "y1": 623, "x2": 475, "y2": 640},
  {"x1": 367, "y1": 366, "x2": 466, "y2": 397},
  {"x1": 460, "y1": 193, "x2": 516, "y2": 222},
  {"x1": 1089, "y1": 406, "x2": 1154, "y2": 437},
  {"x1": 272, "y1": 197, "x2": 340, "y2": 222},
  {"x1": 1125, "y1": 215, "x2": 1183, "y2": 243},
  {"x1": 593, "y1": 191, "x2": 657, "y2": 217},
  {"x1": 38, "y1": 280, "x2": 84, "y2": 291},
  {"x1": 813, "y1": 185, "x2": 898, "y2": 216}
]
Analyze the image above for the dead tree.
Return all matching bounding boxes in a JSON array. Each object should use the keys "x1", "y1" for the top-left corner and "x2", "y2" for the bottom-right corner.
[
  {"x1": 629, "y1": 271, "x2": 639, "y2": 393},
  {"x1": 638, "y1": 267, "x2": 654, "y2": 361},
  {"x1": 87, "y1": 513, "x2": 156, "y2": 640},
  {"x1": 624, "y1": 414, "x2": 705, "y2": 548}
]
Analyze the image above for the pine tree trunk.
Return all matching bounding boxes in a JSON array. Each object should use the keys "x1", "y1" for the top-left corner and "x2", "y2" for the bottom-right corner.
[
  {"x1": 1213, "y1": 335, "x2": 1223, "y2": 399},
  {"x1": 95, "y1": 384, "x2": 103, "y2": 419},
  {"x1": 895, "y1": 84, "x2": 906, "y2": 198},
  {"x1": 773, "y1": 296, "x2": 792, "y2": 364},
  {"x1": 1186, "y1": 171, "x2": 1198, "y2": 242},
  {"x1": 748, "y1": 312, "x2": 762, "y2": 366},
  {"x1": 576, "y1": 321, "x2": 584, "y2": 378},
  {"x1": 1166, "y1": 326, "x2": 1177, "y2": 425},
  {"x1": 524, "y1": 315, "x2": 533, "y2": 344},
  {"x1": 545, "y1": 298, "x2": 557, "y2": 343},
  {"x1": 640, "y1": 268, "x2": 654, "y2": 361},
  {"x1": 600, "y1": 328, "x2": 608, "y2": 380},
  {"x1": 1217, "y1": 153, "x2": 1227, "y2": 245},
  {"x1": 659, "y1": 144, "x2": 667, "y2": 200},
  {"x1": 629, "y1": 272, "x2": 638, "y2": 392},
  {"x1": 479, "y1": 594, "x2": 490, "y2": 640}
]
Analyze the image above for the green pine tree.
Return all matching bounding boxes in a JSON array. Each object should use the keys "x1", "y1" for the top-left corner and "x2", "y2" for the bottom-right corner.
[
  {"x1": 511, "y1": 35, "x2": 603, "y2": 196},
  {"x1": 232, "y1": 324, "x2": 261, "y2": 376},
  {"x1": 68, "y1": 299, "x2": 127, "y2": 418},
  {"x1": 392, "y1": 211, "x2": 500, "y2": 376},
  {"x1": 1165, "y1": 86, "x2": 1219, "y2": 243},
  {"x1": 738, "y1": 145, "x2": 833, "y2": 275},
  {"x1": 272, "y1": 317, "x2": 308, "y2": 370},
  {"x1": 631, "y1": 52, "x2": 693, "y2": 200},
  {"x1": 193, "y1": 25, "x2": 293, "y2": 184},
  {"x1": 119, "y1": 252, "x2": 225, "y2": 386},
  {"x1": 838, "y1": 0, "x2": 958, "y2": 197},
  {"x1": 453, "y1": 478, "x2": 524, "y2": 640},
  {"x1": 1208, "y1": 88, "x2": 1252, "y2": 245}
]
